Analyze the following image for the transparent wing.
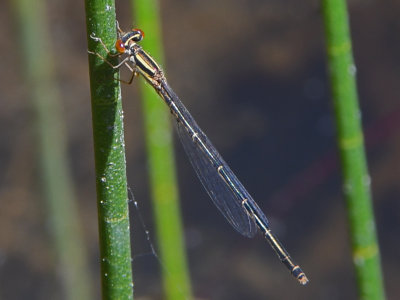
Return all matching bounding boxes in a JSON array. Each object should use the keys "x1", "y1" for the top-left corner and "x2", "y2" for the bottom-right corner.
[{"x1": 176, "y1": 120, "x2": 258, "y2": 238}]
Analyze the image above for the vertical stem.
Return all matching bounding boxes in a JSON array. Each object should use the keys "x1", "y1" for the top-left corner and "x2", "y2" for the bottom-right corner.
[
  {"x1": 321, "y1": 1, "x2": 385, "y2": 299},
  {"x1": 85, "y1": 1, "x2": 134, "y2": 299},
  {"x1": 131, "y1": 1, "x2": 193, "y2": 299},
  {"x1": 12, "y1": 0, "x2": 93, "y2": 299}
]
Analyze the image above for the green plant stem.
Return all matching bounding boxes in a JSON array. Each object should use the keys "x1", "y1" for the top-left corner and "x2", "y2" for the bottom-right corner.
[
  {"x1": 321, "y1": 1, "x2": 385, "y2": 299},
  {"x1": 12, "y1": 0, "x2": 93, "y2": 299},
  {"x1": 85, "y1": 1, "x2": 134, "y2": 299},
  {"x1": 131, "y1": 1, "x2": 193, "y2": 299}
]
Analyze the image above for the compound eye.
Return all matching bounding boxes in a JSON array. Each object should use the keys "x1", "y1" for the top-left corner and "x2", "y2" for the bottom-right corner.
[
  {"x1": 115, "y1": 40, "x2": 125, "y2": 53},
  {"x1": 132, "y1": 28, "x2": 145, "y2": 41}
]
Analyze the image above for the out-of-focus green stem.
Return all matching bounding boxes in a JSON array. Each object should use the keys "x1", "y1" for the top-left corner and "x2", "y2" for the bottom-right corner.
[
  {"x1": 321, "y1": 1, "x2": 385, "y2": 299},
  {"x1": 13, "y1": 0, "x2": 93, "y2": 299},
  {"x1": 85, "y1": 0, "x2": 134, "y2": 299},
  {"x1": 131, "y1": 1, "x2": 193, "y2": 299}
]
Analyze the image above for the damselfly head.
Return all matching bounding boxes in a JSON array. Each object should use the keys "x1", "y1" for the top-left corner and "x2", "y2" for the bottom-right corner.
[
  {"x1": 131, "y1": 28, "x2": 145, "y2": 41},
  {"x1": 116, "y1": 28, "x2": 145, "y2": 53},
  {"x1": 115, "y1": 39, "x2": 126, "y2": 54}
]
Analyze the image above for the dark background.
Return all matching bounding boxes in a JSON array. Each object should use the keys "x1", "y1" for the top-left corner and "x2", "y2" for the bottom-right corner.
[{"x1": 1, "y1": 0, "x2": 399, "y2": 299}]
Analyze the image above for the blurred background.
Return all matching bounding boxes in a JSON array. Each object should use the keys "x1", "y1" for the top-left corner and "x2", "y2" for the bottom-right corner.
[{"x1": 1, "y1": 0, "x2": 399, "y2": 299}]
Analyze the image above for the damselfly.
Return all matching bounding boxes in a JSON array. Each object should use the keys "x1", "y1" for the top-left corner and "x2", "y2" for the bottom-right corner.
[{"x1": 89, "y1": 24, "x2": 309, "y2": 285}]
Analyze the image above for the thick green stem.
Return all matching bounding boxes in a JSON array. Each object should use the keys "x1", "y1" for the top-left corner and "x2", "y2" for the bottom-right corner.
[
  {"x1": 131, "y1": 1, "x2": 193, "y2": 299},
  {"x1": 321, "y1": 1, "x2": 385, "y2": 299},
  {"x1": 85, "y1": 1, "x2": 134, "y2": 299}
]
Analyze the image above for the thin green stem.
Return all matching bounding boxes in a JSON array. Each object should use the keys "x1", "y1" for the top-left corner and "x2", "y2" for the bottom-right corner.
[
  {"x1": 131, "y1": 1, "x2": 193, "y2": 299},
  {"x1": 12, "y1": 0, "x2": 93, "y2": 299},
  {"x1": 321, "y1": 1, "x2": 385, "y2": 299},
  {"x1": 85, "y1": 1, "x2": 134, "y2": 299}
]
